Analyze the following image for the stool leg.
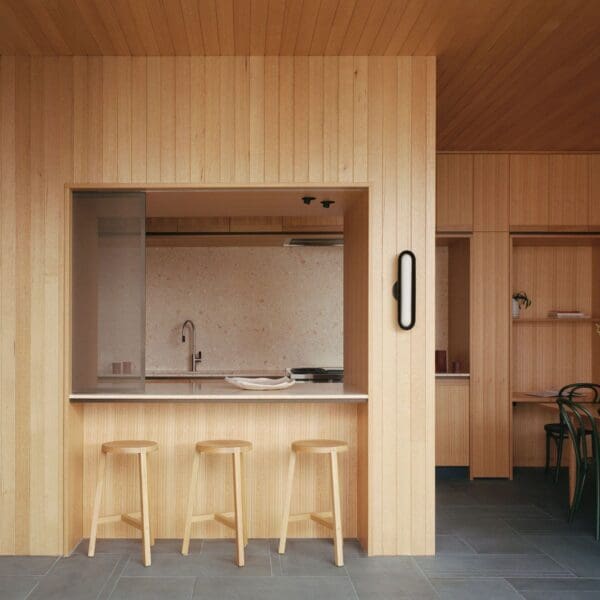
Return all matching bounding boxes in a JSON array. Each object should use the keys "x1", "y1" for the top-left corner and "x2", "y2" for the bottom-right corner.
[
  {"x1": 88, "y1": 451, "x2": 107, "y2": 557},
  {"x1": 182, "y1": 451, "x2": 200, "y2": 555},
  {"x1": 139, "y1": 452, "x2": 152, "y2": 567},
  {"x1": 241, "y1": 452, "x2": 249, "y2": 547},
  {"x1": 329, "y1": 450, "x2": 344, "y2": 567},
  {"x1": 278, "y1": 450, "x2": 296, "y2": 554},
  {"x1": 232, "y1": 451, "x2": 245, "y2": 567}
]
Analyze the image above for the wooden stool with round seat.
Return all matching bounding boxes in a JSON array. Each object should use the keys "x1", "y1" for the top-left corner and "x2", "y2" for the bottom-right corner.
[
  {"x1": 181, "y1": 440, "x2": 252, "y2": 567},
  {"x1": 278, "y1": 439, "x2": 348, "y2": 567},
  {"x1": 88, "y1": 440, "x2": 158, "y2": 567}
]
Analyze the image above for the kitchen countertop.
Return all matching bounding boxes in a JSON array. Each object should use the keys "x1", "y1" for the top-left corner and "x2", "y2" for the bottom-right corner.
[
  {"x1": 69, "y1": 380, "x2": 367, "y2": 403},
  {"x1": 435, "y1": 373, "x2": 470, "y2": 379},
  {"x1": 146, "y1": 369, "x2": 286, "y2": 379}
]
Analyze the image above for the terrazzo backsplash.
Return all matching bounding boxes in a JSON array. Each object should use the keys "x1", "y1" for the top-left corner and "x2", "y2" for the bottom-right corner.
[{"x1": 145, "y1": 246, "x2": 343, "y2": 372}]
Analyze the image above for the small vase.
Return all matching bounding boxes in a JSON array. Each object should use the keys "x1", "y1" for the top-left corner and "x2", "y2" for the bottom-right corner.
[{"x1": 512, "y1": 298, "x2": 520, "y2": 319}]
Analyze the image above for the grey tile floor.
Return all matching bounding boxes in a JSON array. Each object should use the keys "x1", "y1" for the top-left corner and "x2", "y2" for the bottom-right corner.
[{"x1": 2, "y1": 468, "x2": 600, "y2": 599}]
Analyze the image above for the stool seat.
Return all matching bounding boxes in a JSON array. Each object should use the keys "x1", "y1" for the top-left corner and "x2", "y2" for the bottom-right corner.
[
  {"x1": 195, "y1": 440, "x2": 252, "y2": 454},
  {"x1": 102, "y1": 440, "x2": 159, "y2": 454},
  {"x1": 292, "y1": 439, "x2": 348, "y2": 454}
]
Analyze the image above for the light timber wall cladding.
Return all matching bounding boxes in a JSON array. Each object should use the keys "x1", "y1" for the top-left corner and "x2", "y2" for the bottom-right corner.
[
  {"x1": 0, "y1": 56, "x2": 436, "y2": 555},
  {"x1": 437, "y1": 153, "x2": 600, "y2": 233}
]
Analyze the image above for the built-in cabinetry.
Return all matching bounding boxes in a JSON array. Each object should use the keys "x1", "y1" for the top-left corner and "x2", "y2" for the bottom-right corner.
[
  {"x1": 147, "y1": 216, "x2": 344, "y2": 233},
  {"x1": 437, "y1": 152, "x2": 599, "y2": 478},
  {"x1": 437, "y1": 153, "x2": 599, "y2": 233},
  {"x1": 511, "y1": 235, "x2": 600, "y2": 466},
  {"x1": 436, "y1": 378, "x2": 469, "y2": 466},
  {"x1": 435, "y1": 236, "x2": 470, "y2": 468}
]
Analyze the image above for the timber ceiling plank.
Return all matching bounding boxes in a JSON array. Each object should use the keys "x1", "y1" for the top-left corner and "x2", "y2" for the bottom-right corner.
[{"x1": 0, "y1": 0, "x2": 598, "y2": 150}]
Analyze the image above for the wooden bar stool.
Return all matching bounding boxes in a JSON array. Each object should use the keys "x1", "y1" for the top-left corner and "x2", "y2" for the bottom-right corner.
[
  {"x1": 278, "y1": 439, "x2": 348, "y2": 567},
  {"x1": 88, "y1": 440, "x2": 158, "y2": 567},
  {"x1": 181, "y1": 440, "x2": 252, "y2": 567}
]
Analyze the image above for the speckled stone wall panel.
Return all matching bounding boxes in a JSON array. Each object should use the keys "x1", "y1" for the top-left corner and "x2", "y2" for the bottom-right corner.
[{"x1": 145, "y1": 246, "x2": 343, "y2": 371}]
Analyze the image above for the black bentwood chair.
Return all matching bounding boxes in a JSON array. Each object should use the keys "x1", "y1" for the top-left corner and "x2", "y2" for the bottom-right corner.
[
  {"x1": 545, "y1": 384, "x2": 598, "y2": 483},
  {"x1": 557, "y1": 384, "x2": 600, "y2": 540}
]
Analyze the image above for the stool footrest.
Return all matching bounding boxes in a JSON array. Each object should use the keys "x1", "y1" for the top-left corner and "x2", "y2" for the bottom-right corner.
[
  {"x1": 97, "y1": 514, "x2": 123, "y2": 525},
  {"x1": 289, "y1": 511, "x2": 333, "y2": 529},
  {"x1": 121, "y1": 512, "x2": 143, "y2": 530},
  {"x1": 96, "y1": 511, "x2": 144, "y2": 530},
  {"x1": 189, "y1": 512, "x2": 237, "y2": 531}
]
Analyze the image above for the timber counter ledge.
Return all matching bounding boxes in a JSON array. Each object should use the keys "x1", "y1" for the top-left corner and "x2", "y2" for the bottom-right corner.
[{"x1": 69, "y1": 381, "x2": 368, "y2": 403}]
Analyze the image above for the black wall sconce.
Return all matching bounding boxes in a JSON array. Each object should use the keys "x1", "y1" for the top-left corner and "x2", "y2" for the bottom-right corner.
[{"x1": 392, "y1": 250, "x2": 416, "y2": 330}]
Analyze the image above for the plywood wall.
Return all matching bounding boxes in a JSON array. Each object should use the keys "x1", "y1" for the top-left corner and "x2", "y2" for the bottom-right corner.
[{"x1": 0, "y1": 56, "x2": 436, "y2": 556}]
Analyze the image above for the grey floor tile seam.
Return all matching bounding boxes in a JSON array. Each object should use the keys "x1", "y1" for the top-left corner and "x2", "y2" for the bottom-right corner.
[
  {"x1": 22, "y1": 579, "x2": 41, "y2": 600},
  {"x1": 452, "y1": 532, "x2": 480, "y2": 555},
  {"x1": 38, "y1": 556, "x2": 61, "y2": 577},
  {"x1": 344, "y1": 571, "x2": 361, "y2": 600},
  {"x1": 99, "y1": 555, "x2": 131, "y2": 600},
  {"x1": 506, "y1": 529, "x2": 583, "y2": 578},
  {"x1": 409, "y1": 557, "x2": 442, "y2": 599},
  {"x1": 94, "y1": 555, "x2": 130, "y2": 600},
  {"x1": 501, "y1": 577, "x2": 529, "y2": 600}
]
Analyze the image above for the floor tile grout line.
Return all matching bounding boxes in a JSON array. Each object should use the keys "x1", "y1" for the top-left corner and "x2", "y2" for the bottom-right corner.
[
  {"x1": 41, "y1": 555, "x2": 61, "y2": 576},
  {"x1": 344, "y1": 571, "x2": 361, "y2": 600},
  {"x1": 516, "y1": 536, "x2": 580, "y2": 578},
  {"x1": 410, "y1": 556, "x2": 443, "y2": 599},
  {"x1": 22, "y1": 578, "x2": 41, "y2": 600},
  {"x1": 501, "y1": 576, "x2": 528, "y2": 600},
  {"x1": 96, "y1": 554, "x2": 130, "y2": 600},
  {"x1": 452, "y1": 532, "x2": 479, "y2": 554}
]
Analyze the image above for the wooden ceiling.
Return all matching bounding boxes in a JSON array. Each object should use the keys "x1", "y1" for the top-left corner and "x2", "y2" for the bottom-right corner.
[{"x1": 0, "y1": 0, "x2": 598, "y2": 151}]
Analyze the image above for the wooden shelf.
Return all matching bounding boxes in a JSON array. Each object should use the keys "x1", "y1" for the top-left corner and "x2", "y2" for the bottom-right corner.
[{"x1": 513, "y1": 317, "x2": 599, "y2": 323}]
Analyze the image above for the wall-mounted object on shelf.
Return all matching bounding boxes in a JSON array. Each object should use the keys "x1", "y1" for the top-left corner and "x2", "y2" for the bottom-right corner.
[
  {"x1": 435, "y1": 350, "x2": 447, "y2": 373},
  {"x1": 512, "y1": 291, "x2": 531, "y2": 319},
  {"x1": 393, "y1": 251, "x2": 416, "y2": 330}
]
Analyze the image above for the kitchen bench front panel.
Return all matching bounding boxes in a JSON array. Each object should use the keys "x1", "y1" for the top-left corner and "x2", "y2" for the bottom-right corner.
[{"x1": 82, "y1": 402, "x2": 358, "y2": 540}]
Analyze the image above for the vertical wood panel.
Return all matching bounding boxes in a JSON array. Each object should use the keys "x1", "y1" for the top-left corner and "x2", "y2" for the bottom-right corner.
[
  {"x1": 102, "y1": 58, "x2": 118, "y2": 182},
  {"x1": 308, "y1": 57, "x2": 323, "y2": 183},
  {"x1": 509, "y1": 154, "x2": 549, "y2": 230},
  {"x1": 131, "y1": 58, "x2": 147, "y2": 183},
  {"x1": 436, "y1": 379, "x2": 469, "y2": 466},
  {"x1": 1, "y1": 56, "x2": 436, "y2": 557},
  {"x1": 116, "y1": 58, "x2": 132, "y2": 183},
  {"x1": 278, "y1": 56, "x2": 293, "y2": 182},
  {"x1": 234, "y1": 57, "x2": 250, "y2": 183},
  {"x1": 470, "y1": 232, "x2": 511, "y2": 478},
  {"x1": 175, "y1": 57, "x2": 191, "y2": 183},
  {"x1": 248, "y1": 57, "x2": 264, "y2": 183},
  {"x1": 366, "y1": 55, "x2": 383, "y2": 555},
  {"x1": 473, "y1": 154, "x2": 509, "y2": 232},
  {"x1": 159, "y1": 58, "x2": 175, "y2": 182},
  {"x1": 190, "y1": 57, "x2": 205, "y2": 183},
  {"x1": 263, "y1": 57, "x2": 279, "y2": 183},
  {"x1": 590, "y1": 155, "x2": 600, "y2": 229},
  {"x1": 146, "y1": 58, "x2": 161, "y2": 182},
  {"x1": 436, "y1": 153, "x2": 473, "y2": 231},
  {"x1": 548, "y1": 154, "x2": 589, "y2": 229},
  {"x1": 14, "y1": 57, "x2": 31, "y2": 553},
  {"x1": 0, "y1": 56, "x2": 17, "y2": 554}
]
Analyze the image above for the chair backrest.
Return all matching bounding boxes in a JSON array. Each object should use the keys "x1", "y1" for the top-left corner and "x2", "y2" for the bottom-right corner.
[
  {"x1": 558, "y1": 383, "x2": 600, "y2": 403},
  {"x1": 557, "y1": 397, "x2": 600, "y2": 469}
]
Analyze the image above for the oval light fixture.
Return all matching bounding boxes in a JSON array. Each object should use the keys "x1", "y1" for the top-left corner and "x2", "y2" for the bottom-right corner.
[{"x1": 393, "y1": 251, "x2": 416, "y2": 330}]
